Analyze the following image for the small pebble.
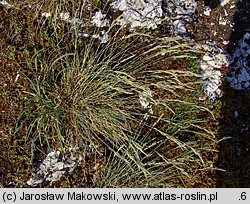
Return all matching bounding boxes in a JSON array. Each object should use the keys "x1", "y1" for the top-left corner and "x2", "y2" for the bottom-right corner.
[{"x1": 234, "y1": 111, "x2": 238, "y2": 118}]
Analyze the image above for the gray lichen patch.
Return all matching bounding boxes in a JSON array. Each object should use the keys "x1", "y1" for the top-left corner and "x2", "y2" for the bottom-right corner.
[
  {"x1": 165, "y1": 0, "x2": 197, "y2": 36},
  {"x1": 111, "y1": 0, "x2": 164, "y2": 30},
  {"x1": 26, "y1": 146, "x2": 95, "y2": 187},
  {"x1": 227, "y1": 33, "x2": 250, "y2": 90},
  {"x1": 195, "y1": 41, "x2": 232, "y2": 100}
]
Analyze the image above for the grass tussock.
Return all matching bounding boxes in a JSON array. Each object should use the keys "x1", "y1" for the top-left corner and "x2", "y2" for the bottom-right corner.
[{"x1": 16, "y1": 25, "x2": 216, "y2": 186}]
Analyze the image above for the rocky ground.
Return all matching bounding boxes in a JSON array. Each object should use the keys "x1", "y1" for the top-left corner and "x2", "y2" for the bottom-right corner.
[
  {"x1": 0, "y1": 0, "x2": 250, "y2": 187},
  {"x1": 196, "y1": 0, "x2": 250, "y2": 187}
]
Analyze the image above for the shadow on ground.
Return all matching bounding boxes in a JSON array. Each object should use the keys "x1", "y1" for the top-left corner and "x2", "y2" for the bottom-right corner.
[{"x1": 215, "y1": 0, "x2": 250, "y2": 187}]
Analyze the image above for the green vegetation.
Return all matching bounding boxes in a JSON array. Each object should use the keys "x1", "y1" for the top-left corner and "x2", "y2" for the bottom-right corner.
[{"x1": 0, "y1": 0, "x2": 219, "y2": 187}]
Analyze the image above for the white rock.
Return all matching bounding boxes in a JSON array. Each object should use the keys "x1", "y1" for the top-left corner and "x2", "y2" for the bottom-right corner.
[
  {"x1": 78, "y1": 30, "x2": 90, "y2": 38},
  {"x1": 215, "y1": 88, "x2": 222, "y2": 96},
  {"x1": 220, "y1": 0, "x2": 230, "y2": 6},
  {"x1": 223, "y1": 41, "x2": 229, "y2": 45},
  {"x1": 41, "y1": 12, "x2": 52, "y2": 18},
  {"x1": 219, "y1": 16, "x2": 227, "y2": 25},
  {"x1": 170, "y1": 20, "x2": 187, "y2": 35},
  {"x1": 203, "y1": 55, "x2": 213, "y2": 61},
  {"x1": 91, "y1": 11, "x2": 110, "y2": 27},
  {"x1": 68, "y1": 17, "x2": 81, "y2": 24},
  {"x1": 26, "y1": 148, "x2": 83, "y2": 186},
  {"x1": 52, "y1": 162, "x2": 64, "y2": 171},
  {"x1": 92, "y1": 34, "x2": 100, "y2": 39},
  {"x1": 216, "y1": 53, "x2": 229, "y2": 65},
  {"x1": 100, "y1": 33, "x2": 109, "y2": 44},
  {"x1": 166, "y1": 0, "x2": 197, "y2": 19},
  {"x1": 200, "y1": 62, "x2": 212, "y2": 70},
  {"x1": 46, "y1": 171, "x2": 65, "y2": 182},
  {"x1": 27, "y1": 178, "x2": 44, "y2": 186},
  {"x1": 60, "y1": 12, "x2": 70, "y2": 21},
  {"x1": 111, "y1": 0, "x2": 163, "y2": 30},
  {"x1": 165, "y1": 0, "x2": 197, "y2": 36},
  {"x1": 224, "y1": 9, "x2": 228, "y2": 16},
  {"x1": 0, "y1": 0, "x2": 14, "y2": 7},
  {"x1": 198, "y1": 42, "x2": 231, "y2": 99},
  {"x1": 139, "y1": 89, "x2": 152, "y2": 109},
  {"x1": 204, "y1": 6, "x2": 211, "y2": 16}
]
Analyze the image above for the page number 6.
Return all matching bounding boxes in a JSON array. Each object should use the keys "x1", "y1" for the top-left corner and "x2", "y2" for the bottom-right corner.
[{"x1": 240, "y1": 192, "x2": 247, "y2": 200}]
